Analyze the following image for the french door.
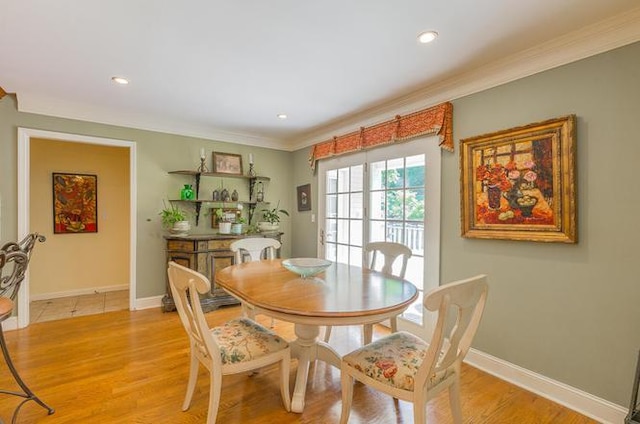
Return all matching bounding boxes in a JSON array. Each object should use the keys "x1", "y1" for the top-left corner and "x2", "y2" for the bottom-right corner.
[{"x1": 317, "y1": 136, "x2": 441, "y2": 332}]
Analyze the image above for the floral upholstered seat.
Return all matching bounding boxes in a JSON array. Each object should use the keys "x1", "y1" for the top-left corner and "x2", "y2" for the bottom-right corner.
[
  {"x1": 340, "y1": 275, "x2": 488, "y2": 424},
  {"x1": 342, "y1": 331, "x2": 450, "y2": 391},
  {"x1": 212, "y1": 318, "x2": 288, "y2": 364}
]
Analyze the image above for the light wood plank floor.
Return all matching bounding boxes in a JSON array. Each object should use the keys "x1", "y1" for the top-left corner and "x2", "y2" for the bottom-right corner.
[{"x1": 0, "y1": 305, "x2": 597, "y2": 423}]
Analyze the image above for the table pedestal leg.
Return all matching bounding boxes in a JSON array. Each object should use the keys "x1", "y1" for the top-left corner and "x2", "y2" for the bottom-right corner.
[{"x1": 290, "y1": 323, "x2": 340, "y2": 413}]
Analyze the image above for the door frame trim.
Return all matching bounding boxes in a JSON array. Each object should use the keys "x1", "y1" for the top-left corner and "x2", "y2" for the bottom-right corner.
[{"x1": 17, "y1": 128, "x2": 137, "y2": 328}]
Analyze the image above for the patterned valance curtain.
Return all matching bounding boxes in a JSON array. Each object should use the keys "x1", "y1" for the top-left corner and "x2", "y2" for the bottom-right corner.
[{"x1": 308, "y1": 102, "x2": 453, "y2": 170}]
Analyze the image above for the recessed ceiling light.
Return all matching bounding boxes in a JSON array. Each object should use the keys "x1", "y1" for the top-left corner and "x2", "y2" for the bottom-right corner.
[
  {"x1": 417, "y1": 31, "x2": 438, "y2": 44},
  {"x1": 111, "y1": 76, "x2": 130, "y2": 85},
  {"x1": 277, "y1": 114, "x2": 288, "y2": 119}
]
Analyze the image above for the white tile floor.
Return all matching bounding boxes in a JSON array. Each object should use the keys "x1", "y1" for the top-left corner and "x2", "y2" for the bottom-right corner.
[{"x1": 30, "y1": 290, "x2": 129, "y2": 323}]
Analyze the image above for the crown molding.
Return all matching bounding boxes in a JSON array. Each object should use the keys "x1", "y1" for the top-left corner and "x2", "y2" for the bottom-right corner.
[
  {"x1": 15, "y1": 93, "x2": 285, "y2": 150},
  {"x1": 288, "y1": 6, "x2": 640, "y2": 152}
]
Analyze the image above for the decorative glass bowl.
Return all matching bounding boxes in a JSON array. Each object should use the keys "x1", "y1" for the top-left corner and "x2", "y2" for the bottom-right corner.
[{"x1": 282, "y1": 258, "x2": 332, "y2": 279}]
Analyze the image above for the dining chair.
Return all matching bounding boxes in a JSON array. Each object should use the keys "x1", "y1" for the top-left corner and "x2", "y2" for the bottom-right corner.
[
  {"x1": 230, "y1": 238, "x2": 281, "y2": 325},
  {"x1": 167, "y1": 261, "x2": 290, "y2": 424},
  {"x1": 0, "y1": 233, "x2": 54, "y2": 423},
  {"x1": 324, "y1": 241, "x2": 412, "y2": 344},
  {"x1": 339, "y1": 274, "x2": 488, "y2": 424}
]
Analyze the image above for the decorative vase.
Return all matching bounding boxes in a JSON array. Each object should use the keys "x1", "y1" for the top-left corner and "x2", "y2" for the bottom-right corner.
[
  {"x1": 170, "y1": 220, "x2": 190, "y2": 236},
  {"x1": 221, "y1": 188, "x2": 230, "y2": 202},
  {"x1": 231, "y1": 223, "x2": 243, "y2": 234},
  {"x1": 257, "y1": 222, "x2": 279, "y2": 232},
  {"x1": 218, "y1": 221, "x2": 232, "y2": 234},
  {"x1": 256, "y1": 182, "x2": 264, "y2": 202},
  {"x1": 180, "y1": 184, "x2": 194, "y2": 200},
  {"x1": 503, "y1": 187, "x2": 523, "y2": 210},
  {"x1": 487, "y1": 184, "x2": 501, "y2": 210},
  {"x1": 212, "y1": 189, "x2": 220, "y2": 201},
  {"x1": 231, "y1": 189, "x2": 239, "y2": 201}
]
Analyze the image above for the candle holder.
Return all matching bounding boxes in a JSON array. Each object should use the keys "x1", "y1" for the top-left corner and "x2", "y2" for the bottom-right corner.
[
  {"x1": 248, "y1": 163, "x2": 256, "y2": 177},
  {"x1": 197, "y1": 157, "x2": 209, "y2": 173}
]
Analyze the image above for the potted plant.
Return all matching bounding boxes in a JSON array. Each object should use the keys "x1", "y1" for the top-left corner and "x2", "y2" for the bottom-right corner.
[
  {"x1": 258, "y1": 203, "x2": 289, "y2": 232},
  {"x1": 159, "y1": 203, "x2": 190, "y2": 235},
  {"x1": 231, "y1": 216, "x2": 246, "y2": 235},
  {"x1": 214, "y1": 207, "x2": 232, "y2": 234}
]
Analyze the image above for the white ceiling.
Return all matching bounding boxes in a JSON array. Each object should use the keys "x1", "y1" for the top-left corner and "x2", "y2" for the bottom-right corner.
[{"x1": 1, "y1": 1, "x2": 639, "y2": 151}]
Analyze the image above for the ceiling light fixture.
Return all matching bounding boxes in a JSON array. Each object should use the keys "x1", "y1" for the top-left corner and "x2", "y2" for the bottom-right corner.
[
  {"x1": 417, "y1": 30, "x2": 438, "y2": 44},
  {"x1": 277, "y1": 114, "x2": 288, "y2": 119},
  {"x1": 111, "y1": 76, "x2": 130, "y2": 85}
]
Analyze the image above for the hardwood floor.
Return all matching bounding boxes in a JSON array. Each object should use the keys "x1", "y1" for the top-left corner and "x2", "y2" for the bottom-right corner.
[{"x1": 0, "y1": 305, "x2": 596, "y2": 423}]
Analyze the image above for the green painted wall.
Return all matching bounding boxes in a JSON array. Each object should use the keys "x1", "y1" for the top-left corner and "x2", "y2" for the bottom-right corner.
[
  {"x1": 0, "y1": 97, "x2": 292, "y2": 299},
  {"x1": 292, "y1": 41, "x2": 640, "y2": 406}
]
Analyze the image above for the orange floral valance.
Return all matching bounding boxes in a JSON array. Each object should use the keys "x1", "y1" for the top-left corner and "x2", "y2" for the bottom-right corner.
[{"x1": 309, "y1": 102, "x2": 453, "y2": 170}]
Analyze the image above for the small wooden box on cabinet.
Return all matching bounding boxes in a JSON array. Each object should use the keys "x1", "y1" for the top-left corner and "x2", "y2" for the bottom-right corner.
[{"x1": 162, "y1": 232, "x2": 282, "y2": 312}]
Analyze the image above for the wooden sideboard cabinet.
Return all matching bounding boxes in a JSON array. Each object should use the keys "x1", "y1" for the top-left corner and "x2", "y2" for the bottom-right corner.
[{"x1": 162, "y1": 232, "x2": 282, "y2": 312}]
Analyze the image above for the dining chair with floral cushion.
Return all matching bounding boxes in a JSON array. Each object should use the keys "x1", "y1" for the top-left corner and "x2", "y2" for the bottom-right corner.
[
  {"x1": 339, "y1": 274, "x2": 488, "y2": 424},
  {"x1": 167, "y1": 261, "x2": 291, "y2": 424}
]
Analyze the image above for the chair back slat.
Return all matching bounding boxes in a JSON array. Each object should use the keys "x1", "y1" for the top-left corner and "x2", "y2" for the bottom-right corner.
[
  {"x1": 168, "y1": 261, "x2": 222, "y2": 368},
  {"x1": 230, "y1": 238, "x2": 281, "y2": 264},
  {"x1": 417, "y1": 275, "x2": 488, "y2": 385},
  {"x1": 365, "y1": 241, "x2": 412, "y2": 278}
]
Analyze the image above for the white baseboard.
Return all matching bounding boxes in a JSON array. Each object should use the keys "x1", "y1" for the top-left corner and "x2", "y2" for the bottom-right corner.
[
  {"x1": 31, "y1": 284, "x2": 129, "y2": 301},
  {"x1": 134, "y1": 295, "x2": 163, "y2": 310},
  {"x1": 465, "y1": 348, "x2": 627, "y2": 424}
]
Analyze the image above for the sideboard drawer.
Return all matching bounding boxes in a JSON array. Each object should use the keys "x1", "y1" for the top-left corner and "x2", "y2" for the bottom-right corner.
[
  {"x1": 167, "y1": 240, "x2": 194, "y2": 251},
  {"x1": 208, "y1": 239, "x2": 233, "y2": 250}
]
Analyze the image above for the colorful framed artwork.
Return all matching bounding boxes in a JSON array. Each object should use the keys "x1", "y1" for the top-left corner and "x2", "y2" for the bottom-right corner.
[
  {"x1": 297, "y1": 184, "x2": 311, "y2": 211},
  {"x1": 460, "y1": 115, "x2": 576, "y2": 243},
  {"x1": 212, "y1": 152, "x2": 243, "y2": 175},
  {"x1": 52, "y1": 173, "x2": 98, "y2": 234}
]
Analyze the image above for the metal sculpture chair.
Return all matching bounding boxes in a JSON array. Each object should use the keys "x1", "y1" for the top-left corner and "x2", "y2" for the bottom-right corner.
[
  {"x1": 0, "y1": 233, "x2": 54, "y2": 423},
  {"x1": 230, "y1": 238, "x2": 281, "y2": 325},
  {"x1": 340, "y1": 274, "x2": 488, "y2": 424},
  {"x1": 168, "y1": 261, "x2": 290, "y2": 424},
  {"x1": 324, "y1": 241, "x2": 412, "y2": 344}
]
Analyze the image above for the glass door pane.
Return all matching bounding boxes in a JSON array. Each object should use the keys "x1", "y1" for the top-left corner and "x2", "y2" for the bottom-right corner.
[{"x1": 321, "y1": 161, "x2": 364, "y2": 267}]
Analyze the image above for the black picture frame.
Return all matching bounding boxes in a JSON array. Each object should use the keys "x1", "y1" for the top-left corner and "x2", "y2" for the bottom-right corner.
[{"x1": 297, "y1": 184, "x2": 311, "y2": 211}]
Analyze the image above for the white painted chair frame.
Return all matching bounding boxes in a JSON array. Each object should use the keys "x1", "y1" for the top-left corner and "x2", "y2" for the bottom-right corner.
[
  {"x1": 230, "y1": 238, "x2": 281, "y2": 324},
  {"x1": 167, "y1": 261, "x2": 290, "y2": 424},
  {"x1": 324, "y1": 241, "x2": 412, "y2": 344},
  {"x1": 340, "y1": 274, "x2": 488, "y2": 424}
]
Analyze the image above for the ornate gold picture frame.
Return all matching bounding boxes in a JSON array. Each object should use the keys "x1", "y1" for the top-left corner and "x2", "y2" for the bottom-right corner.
[{"x1": 460, "y1": 115, "x2": 577, "y2": 243}]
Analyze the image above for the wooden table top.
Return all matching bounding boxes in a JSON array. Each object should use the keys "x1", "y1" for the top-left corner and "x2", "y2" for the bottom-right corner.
[{"x1": 215, "y1": 259, "x2": 418, "y2": 319}]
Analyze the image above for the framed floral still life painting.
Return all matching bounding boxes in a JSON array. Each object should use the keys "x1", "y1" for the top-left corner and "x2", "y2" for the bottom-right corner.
[
  {"x1": 460, "y1": 115, "x2": 576, "y2": 243},
  {"x1": 52, "y1": 173, "x2": 98, "y2": 234}
]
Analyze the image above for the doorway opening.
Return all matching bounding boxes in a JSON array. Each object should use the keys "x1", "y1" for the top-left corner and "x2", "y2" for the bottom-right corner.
[{"x1": 17, "y1": 128, "x2": 137, "y2": 328}]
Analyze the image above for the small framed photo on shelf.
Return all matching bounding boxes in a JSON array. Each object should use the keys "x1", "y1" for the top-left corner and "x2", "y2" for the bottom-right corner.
[
  {"x1": 297, "y1": 184, "x2": 311, "y2": 211},
  {"x1": 212, "y1": 152, "x2": 243, "y2": 175}
]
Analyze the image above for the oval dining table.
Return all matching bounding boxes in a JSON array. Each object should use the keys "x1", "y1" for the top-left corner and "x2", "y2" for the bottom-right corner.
[{"x1": 215, "y1": 259, "x2": 418, "y2": 413}]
